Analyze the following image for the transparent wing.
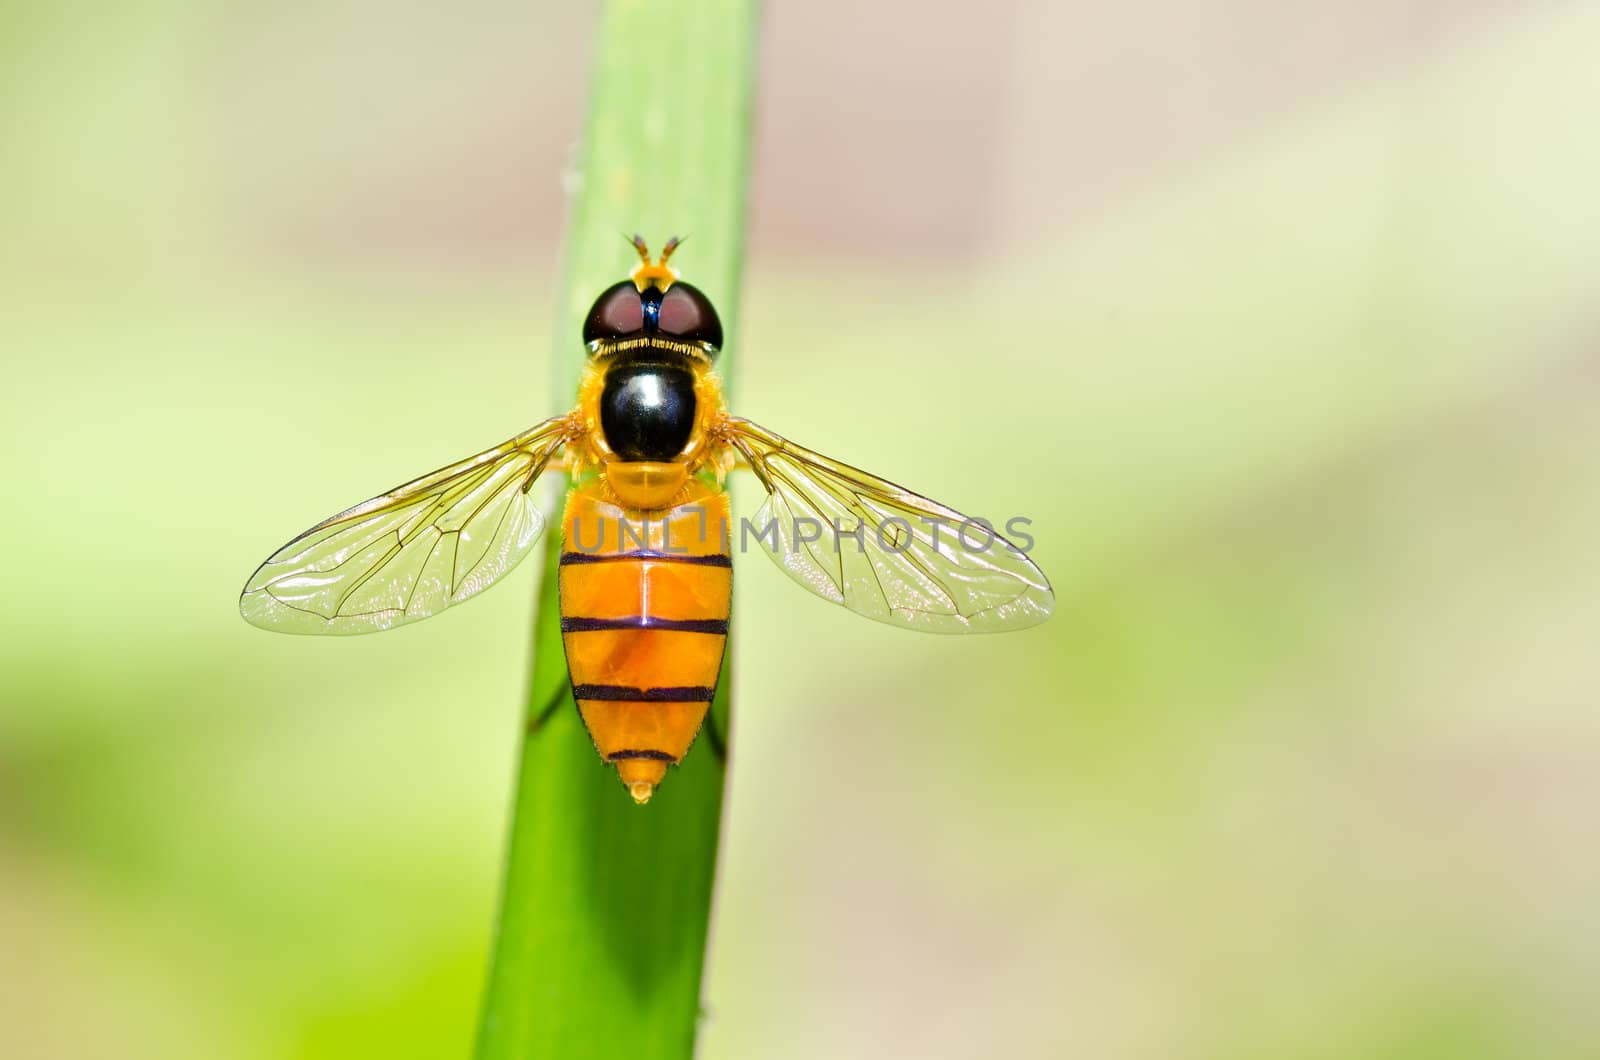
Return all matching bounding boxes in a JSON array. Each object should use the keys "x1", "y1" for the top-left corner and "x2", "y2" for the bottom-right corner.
[
  {"x1": 724, "y1": 417, "x2": 1054, "y2": 633},
  {"x1": 240, "y1": 416, "x2": 572, "y2": 635}
]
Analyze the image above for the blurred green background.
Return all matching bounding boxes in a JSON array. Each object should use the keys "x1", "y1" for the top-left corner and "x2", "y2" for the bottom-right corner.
[{"x1": 4, "y1": 3, "x2": 1599, "y2": 1058}]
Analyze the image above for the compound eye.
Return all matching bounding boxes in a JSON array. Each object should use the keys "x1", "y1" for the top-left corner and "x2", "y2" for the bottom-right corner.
[
  {"x1": 583, "y1": 281, "x2": 645, "y2": 345},
  {"x1": 656, "y1": 282, "x2": 723, "y2": 350}
]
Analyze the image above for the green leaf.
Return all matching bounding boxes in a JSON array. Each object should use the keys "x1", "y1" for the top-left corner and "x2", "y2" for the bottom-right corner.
[{"x1": 473, "y1": 2, "x2": 756, "y2": 1058}]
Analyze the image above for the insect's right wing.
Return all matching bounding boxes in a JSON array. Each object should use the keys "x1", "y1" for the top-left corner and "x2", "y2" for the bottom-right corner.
[
  {"x1": 722, "y1": 417, "x2": 1054, "y2": 633},
  {"x1": 240, "y1": 415, "x2": 574, "y2": 635}
]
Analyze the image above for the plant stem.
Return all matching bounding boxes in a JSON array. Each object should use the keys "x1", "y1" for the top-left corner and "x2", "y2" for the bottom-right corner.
[{"x1": 474, "y1": 2, "x2": 757, "y2": 1058}]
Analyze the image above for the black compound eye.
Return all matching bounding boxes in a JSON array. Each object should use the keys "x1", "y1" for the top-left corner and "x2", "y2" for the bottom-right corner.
[
  {"x1": 655, "y1": 282, "x2": 722, "y2": 350},
  {"x1": 582, "y1": 281, "x2": 645, "y2": 345}
]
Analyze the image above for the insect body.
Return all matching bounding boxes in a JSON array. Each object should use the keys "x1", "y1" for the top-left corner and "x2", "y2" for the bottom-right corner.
[{"x1": 241, "y1": 237, "x2": 1053, "y2": 803}]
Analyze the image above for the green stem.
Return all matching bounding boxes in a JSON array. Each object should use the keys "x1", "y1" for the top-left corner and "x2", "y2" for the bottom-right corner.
[{"x1": 474, "y1": 3, "x2": 757, "y2": 1058}]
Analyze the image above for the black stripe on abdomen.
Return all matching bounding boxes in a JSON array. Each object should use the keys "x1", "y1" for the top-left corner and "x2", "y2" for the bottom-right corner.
[
  {"x1": 606, "y1": 749, "x2": 677, "y2": 762},
  {"x1": 572, "y1": 684, "x2": 716, "y2": 702},
  {"x1": 559, "y1": 550, "x2": 731, "y2": 567},
  {"x1": 561, "y1": 615, "x2": 728, "y2": 634}
]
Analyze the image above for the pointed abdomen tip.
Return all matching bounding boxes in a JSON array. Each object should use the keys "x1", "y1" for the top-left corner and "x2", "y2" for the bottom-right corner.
[{"x1": 613, "y1": 756, "x2": 669, "y2": 804}]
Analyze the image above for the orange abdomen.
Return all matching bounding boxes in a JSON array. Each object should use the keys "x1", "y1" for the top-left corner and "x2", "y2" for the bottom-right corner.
[{"x1": 558, "y1": 478, "x2": 731, "y2": 803}]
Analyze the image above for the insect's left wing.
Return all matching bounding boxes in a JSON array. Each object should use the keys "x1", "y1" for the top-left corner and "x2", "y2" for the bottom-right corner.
[
  {"x1": 722, "y1": 417, "x2": 1054, "y2": 633},
  {"x1": 240, "y1": 416, "x2": 573, "y2": 635}
]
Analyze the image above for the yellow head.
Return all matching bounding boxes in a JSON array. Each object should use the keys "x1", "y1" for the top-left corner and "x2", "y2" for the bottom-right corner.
[{"x1": 629, "y1": 234, "x2": 682, "y2": 292}]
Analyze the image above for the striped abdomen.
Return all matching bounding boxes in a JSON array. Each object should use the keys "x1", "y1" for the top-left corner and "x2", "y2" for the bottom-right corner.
[{"x1": 558, "y1": 478, "x2": 730, "y2": 803}]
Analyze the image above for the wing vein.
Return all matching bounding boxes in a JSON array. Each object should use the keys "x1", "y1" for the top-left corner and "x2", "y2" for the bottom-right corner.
[
  {"x1": 239, "y1": 417, "x2": 570, "y2": 636},
  {"x1": 722, "y1": 418, "x2": 1053, "y2": 634}
]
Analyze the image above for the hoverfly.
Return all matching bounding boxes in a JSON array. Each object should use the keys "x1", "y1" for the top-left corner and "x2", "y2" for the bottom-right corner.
[{"x1": 241, "y1": 237, "x2": 1053, "y2": 803}]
